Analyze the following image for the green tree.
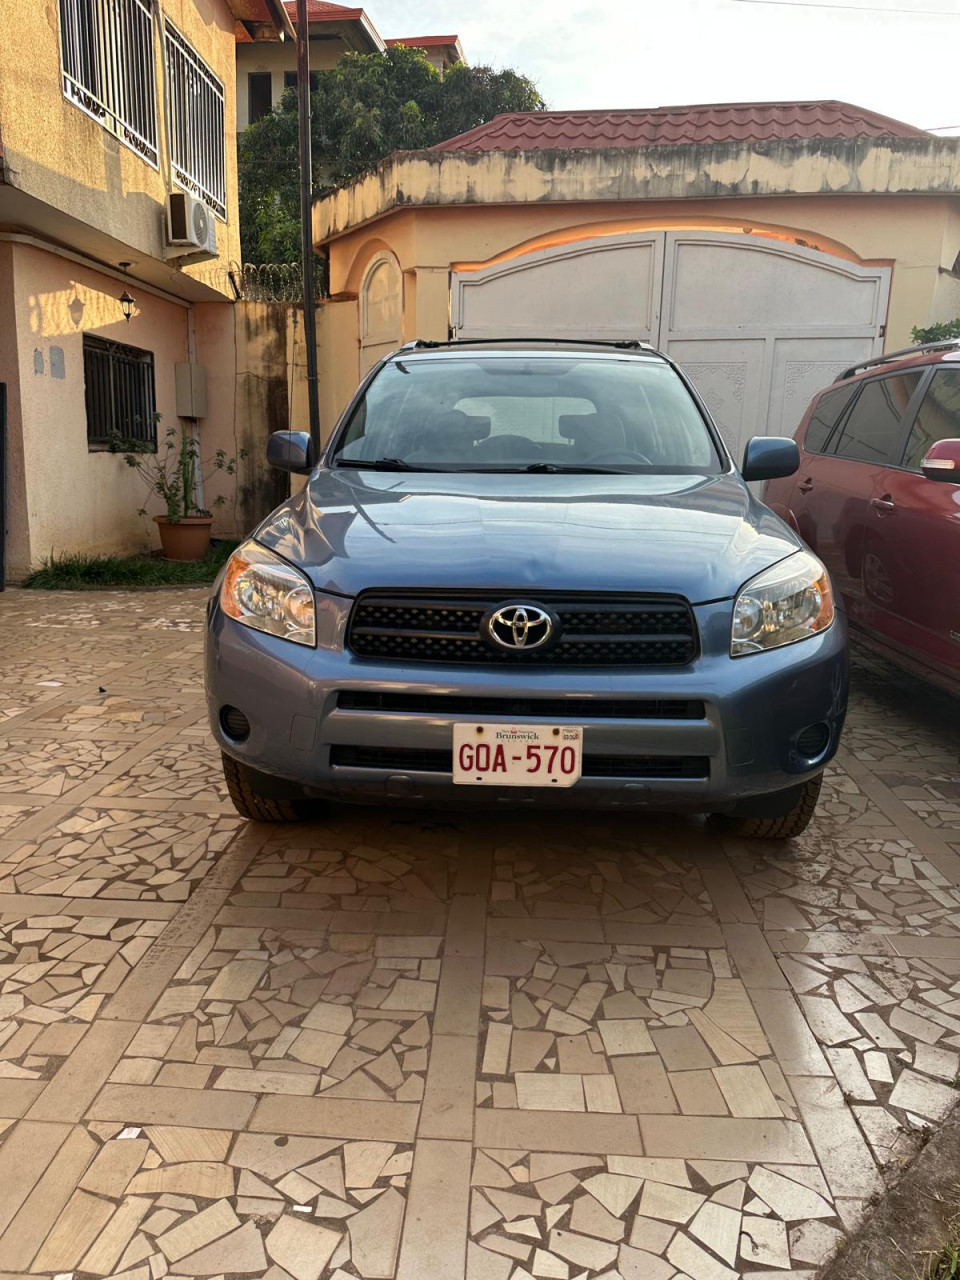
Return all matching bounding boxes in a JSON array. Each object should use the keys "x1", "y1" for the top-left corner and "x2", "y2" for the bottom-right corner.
[
  {"x1": 912, "y1": 318, "x2": 960, "y2": 344},
  {"x1": 239, "y1": 46, "x2": 545, "y2": 265}
]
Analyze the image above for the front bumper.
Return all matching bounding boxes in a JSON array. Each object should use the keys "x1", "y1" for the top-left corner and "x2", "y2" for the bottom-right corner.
[{"x1": 205, "y1": 591, "x2": 848, "y2": 812}]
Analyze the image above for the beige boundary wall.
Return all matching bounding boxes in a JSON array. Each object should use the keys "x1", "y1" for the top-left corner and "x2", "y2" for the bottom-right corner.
[{"x1": 312, "y1": 138, "x2": 960, "y2": 429}]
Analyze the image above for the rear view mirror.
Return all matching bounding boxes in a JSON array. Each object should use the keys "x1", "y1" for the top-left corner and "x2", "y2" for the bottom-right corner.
[
  {"x1": 741, "y1": 436, "x2": 800, "y2": 482},
  {"x1": 921, "y1": 438, "x2": 960, "y2": 482},
  {"x1": 267, "y1": 430, "x2": 314, "y2": 475}
]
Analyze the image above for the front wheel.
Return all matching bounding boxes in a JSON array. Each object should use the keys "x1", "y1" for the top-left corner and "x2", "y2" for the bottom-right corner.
[
  {"x1": 221, "y1": 753, "x2": 320, "y2": 823},
  {"x1": 712, "y1": 773, "x2": 823, "y2": 840}
]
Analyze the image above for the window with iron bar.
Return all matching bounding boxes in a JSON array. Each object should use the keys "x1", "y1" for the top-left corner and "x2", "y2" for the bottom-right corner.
[
  {"x1": 83, "y1": 335, "x2": 157, "y2": 452},
  {"x1": 164, "y1": 21, "x2": 226, "y2": 221},
  {"x1": 57, "y1": 0, "x2": 159, "y2": 167}
]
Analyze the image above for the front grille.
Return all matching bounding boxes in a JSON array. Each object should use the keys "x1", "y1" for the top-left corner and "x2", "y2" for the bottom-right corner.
[
  {"x1": 336, "y1": 691, "x2": 705, "y2": 720},
  {"x1": 347, "y1": 594, "x2": 698, "y2": 667},
  {"x1": 330, "y1": 745, "x2": 709, "y2": 780}
]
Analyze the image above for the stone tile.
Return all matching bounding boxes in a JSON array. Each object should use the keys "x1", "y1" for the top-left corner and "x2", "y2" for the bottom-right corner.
[
  {"x1": 516, "y1": 1073, "x2": 585, "y2": 1112},
  {"x1": 0, "y1": 1123, "x2": 98, "y2": 1268},
  {"x1": 640, "y1": 1115, "x2": 816, "y2": 1163},
  {"x1": 740, "y1": 1214, "x2": 791, "y2": 1269},
  {"x1": 888, "y1": 1068, "x2": 958, "y2": 1120},
  {"x1": 639, "y1": 1179, "x2": 705, "y2": 1223},
  {"x1": 712, "y1": 1065, "x2": 782, "y2": 1118},
  {"x1": 397, "y1": 1140, "x2": 471, "y2": 1280},
  {"x1": 668, "y1": 1228, "x2": 738, "y2": 1280},
  {"x1": 689, "y1": 1200, "x2": 741, "y2": 1264},
  {"x1": 265, "y1": 1214, "x2": 341, "y2": 1280},
  {"x1": 750, "y1": 989, "x2": 831, "y2": 1076},
  {"x1": 650, "y1": 1025, "x2": 715, "y2": 1070},
  {"x1": 32, "y1": 1188, "x2": 116, "y2": 1271},
  {"x1": 598, "y1": 1020, "x2": 655, "y2": 1056},
  {"x1": 548, "y1": 1228, "x2": 618, "y2": 1271},
  {"x1": 251, "y1": 1095, "x2": 419, "y2": 1141},
  {"x1": 746, "y1": 1166, "x2": 834, "y2": 1220},
  {"x1": 420, "y1": 1034, "x2": 477, "y2": 1139},
  {"x1": 670, "y1": 1069, "x2": 728, "y2": 1116},
  {"x1": 612, "y1": 1056, "x2": 676, "y2": 1114},
  {"x1": 475, "y1": 1110, "x2": 643, "y2": 1155},
  {"x1": 789, "y1": 1075, "x2": 884, "y2": 1198},
  {"x1": 156, "y1": 1199, "x2": 240, "y2": 1262}
]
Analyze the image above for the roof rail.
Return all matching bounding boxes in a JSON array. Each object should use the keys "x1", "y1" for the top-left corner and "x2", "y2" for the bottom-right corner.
[
  {"x1": 835, "y1": 339, "x2": 960, "y2": 382},
  {"x1": 398, "y1": 336, "x2": 659, "y2": 353}
]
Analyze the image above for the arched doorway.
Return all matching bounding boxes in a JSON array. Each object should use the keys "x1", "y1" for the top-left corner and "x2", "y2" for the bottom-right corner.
[
  {"x1": 359, "y1": 251, "x2": 403, "y2": 375},
  {"x1": 452, "y1": 229, "x2": 891, "y2": 461}
]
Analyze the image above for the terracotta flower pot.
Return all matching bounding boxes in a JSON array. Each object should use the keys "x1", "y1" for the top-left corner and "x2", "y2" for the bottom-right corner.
[{"x1": 154, "y1": 515, "x2": 213, "y2": 561}]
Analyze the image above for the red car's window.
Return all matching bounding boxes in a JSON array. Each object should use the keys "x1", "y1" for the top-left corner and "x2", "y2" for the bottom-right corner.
[
  {"x1": 902, "y1": 370, "x2": 960, "y2": 470},
  {"x1": 830, "y1": 372, "x2": 922, "y2": 465},
  {"x1": 803, "y1": 384, "x2": 858, "y2": 453}
]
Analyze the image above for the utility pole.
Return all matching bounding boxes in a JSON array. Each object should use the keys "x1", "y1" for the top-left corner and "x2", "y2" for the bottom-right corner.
[{"x1": 296, "y1": 0, "x2": 322, "y2": 458}]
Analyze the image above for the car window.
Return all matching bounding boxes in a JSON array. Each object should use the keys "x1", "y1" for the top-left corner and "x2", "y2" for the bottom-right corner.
[
  {"x1": 332, "y1": 356, "x2": 724, "y2": 473},
  {"x1": 829, "y1": 372, "x2": 922, "y2": 465},
  {"x1": 803, "y1": 384, "x2": 857, "y2": 453},
  {"x1": 902, "y1": 370, "x2": 960, "y2": 470},
  {"x1": 455, "y1": 396, "x2": 596, "y2": 444}
]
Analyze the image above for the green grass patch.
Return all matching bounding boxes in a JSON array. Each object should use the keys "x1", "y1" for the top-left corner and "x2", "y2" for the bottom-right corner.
[
  {"x1": 23, "y1": 541, "x2": 237, "y2": 589},
  {"x1": 930, "y1": 1245, "x2": 960, "y2": 1280}
]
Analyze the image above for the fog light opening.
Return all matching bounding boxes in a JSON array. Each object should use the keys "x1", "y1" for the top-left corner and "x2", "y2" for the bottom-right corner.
[
  {"x1": 220, "y1": 705, "x2": 250, "y2": 742},
  {"x1": 795, "y1": 721, "x2": 830, "y2": 762}
]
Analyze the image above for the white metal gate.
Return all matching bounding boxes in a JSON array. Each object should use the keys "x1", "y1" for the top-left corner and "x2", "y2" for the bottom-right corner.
[{"x1": 451, "y1": 230, "x2": 891, "y2": 460}]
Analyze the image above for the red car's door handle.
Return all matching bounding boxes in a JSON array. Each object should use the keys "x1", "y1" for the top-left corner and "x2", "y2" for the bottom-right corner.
[
  {"x1": 797, "y1": 478, "x2": 814, "y2": 494},
  {"x1": 871, "y1": 496, "x2": 896, "y2": 512}
]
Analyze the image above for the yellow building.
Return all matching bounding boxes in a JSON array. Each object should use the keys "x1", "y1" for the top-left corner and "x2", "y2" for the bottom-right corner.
[
  {"x1": 313, "y1": 102, "x2": 960, "y2": 465},
  {"x1": 0, "y1": 0, "x2": 290, "y2": 579},
  {"x1": 236, "y1": 1, "x2": 465, "y2": 132}
]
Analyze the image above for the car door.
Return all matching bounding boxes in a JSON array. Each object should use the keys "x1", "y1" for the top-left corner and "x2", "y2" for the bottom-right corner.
[
  {"x1": 795, "y1": 370, "x2": 924, "y2": 617},
  {"x1": 862, "y1": 366, "x2": 960, "y2": 678},
  {"x1": 777, "y1": 381, "x2": 859, "y2": 550}
]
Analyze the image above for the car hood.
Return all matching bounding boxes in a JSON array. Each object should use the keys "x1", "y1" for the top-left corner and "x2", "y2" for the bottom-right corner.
[{"x1": 254, "y1": 469, "x2": 801, "y2": 603}]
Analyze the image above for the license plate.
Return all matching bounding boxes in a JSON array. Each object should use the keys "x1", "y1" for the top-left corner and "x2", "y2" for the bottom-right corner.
[{"x1": 452, "y1": 723, "x2": 583, "y2": 787}]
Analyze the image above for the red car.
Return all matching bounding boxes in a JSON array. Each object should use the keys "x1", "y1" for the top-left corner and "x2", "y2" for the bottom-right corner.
[{"x1": 764, "y1": 340, "x2": 960, "y2": 693}]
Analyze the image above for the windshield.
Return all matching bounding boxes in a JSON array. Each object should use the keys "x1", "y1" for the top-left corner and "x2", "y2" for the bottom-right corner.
[{"x1": 330, "y1": 355, "x2": 725, "y2": 473}]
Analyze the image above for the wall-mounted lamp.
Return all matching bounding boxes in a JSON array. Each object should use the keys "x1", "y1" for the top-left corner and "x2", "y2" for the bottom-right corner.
[{"x1": 117, "y1": 262, "x2": 136, "y2": 323}]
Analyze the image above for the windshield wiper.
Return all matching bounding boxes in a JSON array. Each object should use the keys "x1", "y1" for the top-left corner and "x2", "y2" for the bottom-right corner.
[
  {"x1": 334, "y1": 457, "x2": 442, "y2": 472},
  {"x1": 522, "y1": 462, "x2": 624, "y2": 474}
]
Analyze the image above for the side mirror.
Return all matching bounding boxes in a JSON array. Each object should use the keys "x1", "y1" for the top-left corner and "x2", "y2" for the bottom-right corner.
[
  {"x1": 921, "y1": 438, "x2": 960, "y2": 482},
  {"x1": 742, "y1": 436, "x2": 800, "y2": 483},
  {"x1": 267, "y1": 430, "x2": 315, "y2": 475}
]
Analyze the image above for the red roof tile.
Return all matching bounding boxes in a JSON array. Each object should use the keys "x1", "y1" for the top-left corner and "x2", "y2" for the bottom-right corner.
[
  {"x1": 431, "y1": 101, "x2": 928, "y2": 151},
  {"x1": 385, "y1": 35, "x2": 460, "y2": 48},
  {"x1": 281, "y1": 1, "x2": 365, "y2": 22}
]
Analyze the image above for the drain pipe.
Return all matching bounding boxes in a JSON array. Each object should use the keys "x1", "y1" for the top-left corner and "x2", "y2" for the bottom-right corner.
[
  {"x1": 186, "y1": 305, "x2": 204, "y2": 511},
  {"x1": 296, "y1": 0, "x2": 322, "y2": 459}
]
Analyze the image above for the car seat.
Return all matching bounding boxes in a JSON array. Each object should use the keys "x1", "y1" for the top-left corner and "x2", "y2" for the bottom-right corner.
[{"x1": 558, "y1": 411, "x2": 627, "y2": 459}]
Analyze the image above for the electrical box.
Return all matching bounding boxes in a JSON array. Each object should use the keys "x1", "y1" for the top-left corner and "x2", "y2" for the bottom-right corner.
[{"x1": 175, "y1": 363, "x2": 207, "y2": 420}]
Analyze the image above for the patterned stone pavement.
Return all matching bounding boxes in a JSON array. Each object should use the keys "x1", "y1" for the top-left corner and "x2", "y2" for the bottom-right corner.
[{"x1": 1, "y1": 587, "x2": 960, "y2": 1279}]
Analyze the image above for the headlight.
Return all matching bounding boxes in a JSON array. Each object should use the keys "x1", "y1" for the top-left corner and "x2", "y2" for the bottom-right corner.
[
  {"x1": 220, "y1": 541, "x2": 315, "y2": 647},
  {"x1": 731, "y1": 551, "x2": 834, "y2": 657}
]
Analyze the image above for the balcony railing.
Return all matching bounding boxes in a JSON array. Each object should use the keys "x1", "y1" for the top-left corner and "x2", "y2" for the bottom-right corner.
[
  {"x1": 58, "y1": 0, "x2": 158, "y2": 166},
  {"x1": 164, "y1": 22, "x2": 226, "y2": 221}
]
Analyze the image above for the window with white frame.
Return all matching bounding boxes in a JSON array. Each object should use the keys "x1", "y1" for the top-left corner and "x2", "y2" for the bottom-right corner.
[
  {"x1": 58, "y1": 0, "x2": 159, "y2": 166},
  {"x1": 164, "y1": 22, "x2": 226, "y2": 221}
]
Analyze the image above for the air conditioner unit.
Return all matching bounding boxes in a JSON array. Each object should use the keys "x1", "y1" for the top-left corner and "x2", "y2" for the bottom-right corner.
[{"x1": 165, "y1": 191, "x2": 217, "y2": 258}]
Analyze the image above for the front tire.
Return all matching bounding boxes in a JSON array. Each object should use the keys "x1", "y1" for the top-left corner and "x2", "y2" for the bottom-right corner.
[
  {"x1": 713, "y1": 773, "x2": 823, "y2": 840},
  {"x1": 221, "y1": 753, "x2": 319, "y2": 823}
]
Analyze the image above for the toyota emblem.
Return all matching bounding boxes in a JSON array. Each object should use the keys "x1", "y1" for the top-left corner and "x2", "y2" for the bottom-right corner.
[{"x1": 485, "y1": 604, "x2": 554, "y2": 651}]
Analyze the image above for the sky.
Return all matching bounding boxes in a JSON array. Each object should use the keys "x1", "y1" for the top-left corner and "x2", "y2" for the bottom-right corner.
[{"x1": 372, "y1": 0, "x2": 960, "y2": 135}]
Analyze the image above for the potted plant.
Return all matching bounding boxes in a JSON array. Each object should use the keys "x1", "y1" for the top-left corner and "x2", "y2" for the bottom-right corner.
[{"x1": 116, "y1": 419, "x2": 246, "y2": 561}]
